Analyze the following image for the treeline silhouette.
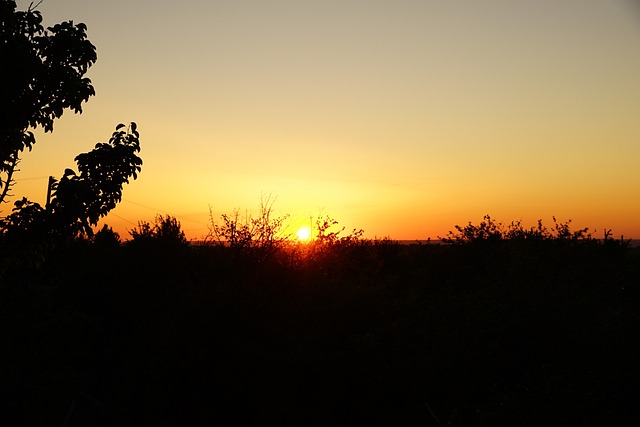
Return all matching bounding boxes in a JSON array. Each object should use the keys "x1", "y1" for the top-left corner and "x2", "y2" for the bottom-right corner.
[{"x1": 1, "y1": 214, "x2": 638, "y2": 426}]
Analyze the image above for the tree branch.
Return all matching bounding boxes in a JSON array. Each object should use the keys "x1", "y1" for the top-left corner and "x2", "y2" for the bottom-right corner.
[
  {"x1": 0, "y1": 155, "x2": 19, "y2": 206},
  {"x1": 28, "y1": 1, "x2": 45, "y2": 12}
]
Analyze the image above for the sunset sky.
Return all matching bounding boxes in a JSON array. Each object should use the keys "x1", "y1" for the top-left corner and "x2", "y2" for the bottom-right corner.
[{"x1": 10, "y1": 0, "x2": 640, "y2": 240}]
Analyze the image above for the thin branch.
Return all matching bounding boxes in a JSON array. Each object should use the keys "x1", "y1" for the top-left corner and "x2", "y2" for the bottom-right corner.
[
  {"x1": 28, "y1": 1, "x2": 45, "y2": 12},
  {"x1": 0, "y1": 155, "x2": 19, "y2": 206}
]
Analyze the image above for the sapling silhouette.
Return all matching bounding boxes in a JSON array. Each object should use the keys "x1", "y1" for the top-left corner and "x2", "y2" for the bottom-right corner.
[{"x1": 207, "y1": 195, "x2": 289, "y2": 254}]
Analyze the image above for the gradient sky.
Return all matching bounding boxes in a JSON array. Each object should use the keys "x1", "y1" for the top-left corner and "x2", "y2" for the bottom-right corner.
[{"x1": 10, "y1": 0, "x2": 640, "y2": 240}]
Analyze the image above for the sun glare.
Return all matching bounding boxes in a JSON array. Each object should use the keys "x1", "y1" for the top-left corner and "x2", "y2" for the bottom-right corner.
[{"x1": 296, "y1": 226, "x2": 311, "y2": 241}]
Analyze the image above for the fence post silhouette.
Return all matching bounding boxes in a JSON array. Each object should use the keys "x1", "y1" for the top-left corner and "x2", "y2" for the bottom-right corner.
[{"x1": 45, "y1": 176, "x2": 55, "y2": 211}]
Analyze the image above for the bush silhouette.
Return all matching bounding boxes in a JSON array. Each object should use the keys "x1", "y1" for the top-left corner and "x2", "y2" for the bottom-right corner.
[
  {"x1": 441, "y1": 214, "x2": 596, "y2": 245},
  {"x1": 129, "y1": 214, "x2": 187, "y2": 249},
  {"x1": 92, "y1": 224, "x2": 121, "y2": 251}
]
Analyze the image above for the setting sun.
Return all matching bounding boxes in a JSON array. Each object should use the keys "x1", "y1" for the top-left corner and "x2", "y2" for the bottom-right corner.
[{"x1": 296, "y1": 226, "x2": 311, "y2": 241}]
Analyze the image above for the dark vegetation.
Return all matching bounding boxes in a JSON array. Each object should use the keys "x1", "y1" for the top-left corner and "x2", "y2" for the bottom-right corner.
[{"x1": 1, "y1": 214, "x2": 639, "y2": 426}]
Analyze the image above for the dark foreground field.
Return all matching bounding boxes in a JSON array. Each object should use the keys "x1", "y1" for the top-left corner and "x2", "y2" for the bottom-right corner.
[{"x1": 1, "y1": 236, "x2": 639, "y2": 426}]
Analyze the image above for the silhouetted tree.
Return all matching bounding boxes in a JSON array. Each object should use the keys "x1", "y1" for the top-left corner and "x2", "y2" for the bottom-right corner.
[
  {"x1": 0, "y1": 0, "x2": 96, "y2": 206},
  {"x1": 1, "y1": 123, "x2": 141, "y2": 246},
  {"x1": 48, "y1": 123, "x2": 142, "y2": 236}
]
